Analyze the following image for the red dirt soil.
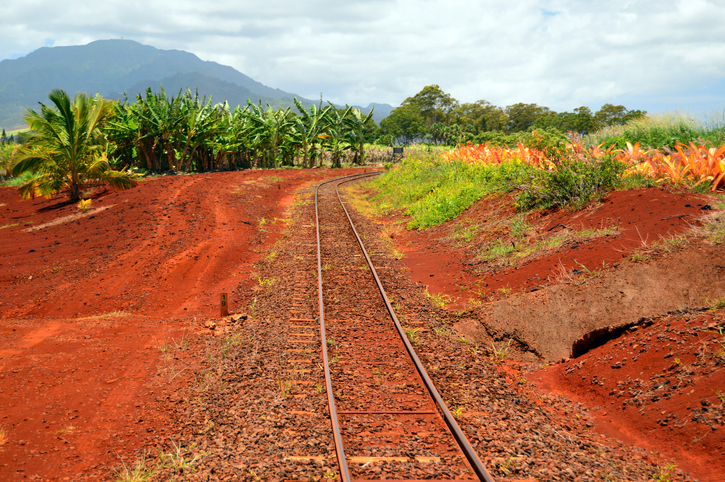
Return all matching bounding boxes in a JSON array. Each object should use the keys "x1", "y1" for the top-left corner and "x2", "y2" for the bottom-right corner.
[
  {"x1": 375, "y1": 186, "x2": 724, "y2": 482},
  {"x1": 535, "y1": 311, "x2": 725, "y2": 482},
  {"x1": 393, "y1": 187, "x2": 715, "y2": 309},
  {"x1": 2, "y1": 174, "x2": 723, "y2": 481},
  {"x1": 0, "y1": 168, "x2": 367, "y2": 481}
]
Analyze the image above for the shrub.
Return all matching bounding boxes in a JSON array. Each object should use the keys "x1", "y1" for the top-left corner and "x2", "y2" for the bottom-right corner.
[{"x1": 516, "y1": 153, "x2": 627, "y2": 210}]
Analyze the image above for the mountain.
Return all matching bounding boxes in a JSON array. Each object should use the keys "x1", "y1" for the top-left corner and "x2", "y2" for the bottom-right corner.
[{"x1": 0, "y1": 39, "x2": 393, "y2": 129}]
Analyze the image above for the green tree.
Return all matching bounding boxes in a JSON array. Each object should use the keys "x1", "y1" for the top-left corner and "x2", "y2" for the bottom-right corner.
[
  {"x1": 572, "y1": 106, "x2": 596, "y2": 134},
  {"x1": 292, "y1": 98, "x2": 331, "y2": 168},
  {"x1": 594, "y1": 103, "x2": 646, "y2": 128},
  {"x1": 505, "y1": 103, "x2": 553, "y2": 133},
  {"x1": 344, "y1": 106, "x2": 375, "y2": 164},
  {"x1": 11, "y1": 89, "x2": 137, "y2": 202},
  {"x1": 402, "y1": 84, "x2": 459, "y2": 128},
  {"x1": 322, "y1": 105, "x2": 352, "y2": 168},
  {"x1": 379, "y1": 104, "x2": 426, "y2": 144},
  {"x1": 453, "y1": 100, "x2": 509, "y2": 133},
  {"x1": 247, "y1": 102, "x2": 294, "y2": 167}
]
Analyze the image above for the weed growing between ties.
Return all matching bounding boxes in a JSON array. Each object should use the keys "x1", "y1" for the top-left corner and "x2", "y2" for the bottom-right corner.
[{"x1": 404, "y1": 327, "x2": 422, "y2": 343}]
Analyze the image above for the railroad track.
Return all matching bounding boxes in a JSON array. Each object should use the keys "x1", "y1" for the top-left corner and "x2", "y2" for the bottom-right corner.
[{"x1": 313, "y1": 173, "x2": 494, "y2": 481}]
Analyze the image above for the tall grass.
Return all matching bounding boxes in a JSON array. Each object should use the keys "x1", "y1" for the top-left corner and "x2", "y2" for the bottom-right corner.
[
  {"x1": 370, "y1": 151, "x2": 534, "y2": 229},
  {"x1": 584, "y1": 109, "x2": 725, "y2": 150}
]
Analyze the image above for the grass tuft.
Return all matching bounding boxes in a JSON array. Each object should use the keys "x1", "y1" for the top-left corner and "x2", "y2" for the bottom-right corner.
[{"x1": 114, "y1": 457, "x2": 156, "y2": 482}]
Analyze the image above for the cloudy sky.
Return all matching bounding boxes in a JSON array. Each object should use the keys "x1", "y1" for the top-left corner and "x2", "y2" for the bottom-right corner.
[{"x1": 2, "y1": 0, "x2": 725, "y2": 114}]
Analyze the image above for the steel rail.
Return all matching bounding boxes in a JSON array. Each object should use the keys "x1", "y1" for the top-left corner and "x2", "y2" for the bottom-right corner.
[
  {"x1": 334, "y1": 178, "x2": 496, "y2": 482},
  {"x1": 314, "y1": 172, "x2": 378, "y2": 482}
]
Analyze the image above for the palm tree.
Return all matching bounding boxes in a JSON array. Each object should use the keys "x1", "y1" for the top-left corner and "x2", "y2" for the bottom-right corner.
[{"x1": 11, "y1": 89, "x2": 137, "y2": 202}]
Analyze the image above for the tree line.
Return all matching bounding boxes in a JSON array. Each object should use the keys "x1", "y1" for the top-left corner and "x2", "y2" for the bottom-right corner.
[
  {"x1": 6, "y1": 84, "x2": 648, "y2": 203},
  {"x1": 107, "y1": 87, "x2": 376, "y2": 172},
  {"x1": 377, "y1": 84, "x2": 646, "y2": 146},
  {"x1": 7, "y1": 88, "x2": 377, "y2": 201}
]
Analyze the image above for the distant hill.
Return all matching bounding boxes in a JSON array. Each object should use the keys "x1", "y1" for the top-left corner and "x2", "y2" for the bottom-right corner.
[{"x1": 0, "y1": 39, "x2": 393, "y2": 129}]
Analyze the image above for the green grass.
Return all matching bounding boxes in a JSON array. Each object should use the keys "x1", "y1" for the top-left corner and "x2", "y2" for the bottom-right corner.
[
  {"x1": 479, "y1": 225, "x2": 615, "y2": 268},
  {"x1": 370, "y1": 151, "x2": 534, "y2": 229},
  {"x1": 450, "y1": 222, "x2": 482, "y2": 243}
]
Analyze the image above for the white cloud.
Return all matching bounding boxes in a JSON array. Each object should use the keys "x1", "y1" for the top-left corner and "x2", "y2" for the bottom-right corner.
[{"x1": 1, "y1": 0, "x2": 724, "y2": 113}]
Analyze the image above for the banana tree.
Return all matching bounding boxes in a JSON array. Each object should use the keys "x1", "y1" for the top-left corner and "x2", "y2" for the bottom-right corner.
[
  {"x1": 247, "y1": 102, "x2": 294, "y2": 168},
  {"x1": 292, "y1": 98, "x2": 331, "y2": 168},
  {"x1": 344, "y1": 105, "x2": 375, "y2": 165},
  {"x1": 322, "y1": 104, "x2": 352, "y2": 168}
]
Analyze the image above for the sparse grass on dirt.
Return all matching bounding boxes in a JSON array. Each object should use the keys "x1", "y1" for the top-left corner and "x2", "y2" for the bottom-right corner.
[
  {"x1": 473, "y1": 215, "x2": 619, "y2": 271},
  {"x1": 114, "y1": 457, "x2": 156, "y2": 482}
]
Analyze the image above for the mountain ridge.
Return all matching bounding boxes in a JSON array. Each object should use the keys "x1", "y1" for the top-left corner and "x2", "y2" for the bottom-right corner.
[{"x1": 0, "y1": 39, "x2": 393, "y2": 129}]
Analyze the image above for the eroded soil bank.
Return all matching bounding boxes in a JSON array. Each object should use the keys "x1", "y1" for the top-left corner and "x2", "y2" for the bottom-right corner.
[{"x1": 353, "y1": 184, "x2": 724, "y2": 481}]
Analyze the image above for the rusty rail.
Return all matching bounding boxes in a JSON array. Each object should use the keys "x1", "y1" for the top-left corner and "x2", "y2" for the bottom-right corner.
[
  {"x1": 315, "y1": 172, "x2": 494, "y2": 482},
  {"x1": 315, "y1": 172, "x2": 376, "y2": 482}
]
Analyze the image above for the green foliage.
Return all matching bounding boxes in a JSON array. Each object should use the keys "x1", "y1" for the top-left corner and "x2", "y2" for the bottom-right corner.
[
  {"x1": 651, "y1": 461, "x2": 677, "y2": 482},
  {"x1": 344, "y1": 105, "x2": 375, "y2": 165},
  {"x1": 371, "y1": 151, "x2": 534, "y2": 229},
  {"x1": 378, "y1": 85, "x2": 648, "y2": 147},
  {"x1": 505, "y1": 103, "x2": 554, "y2": 132},
  {"x1": 0, "y1": 143, "x2": 15, "y2": 179},
  {"x1": 491, "y1": 339, "x2": 512, "y2": 363},
  {"x1": 105, "y1": 88, "x2": 379, "y2": 172},
  {"x1": 516, "y1": 154, "x2": 628, "y2": 211},
  {"x1": 402, "y1": 84, "x2": 458, "y2": 128},
  {"x1": 292, "y1": 98, "x2": 331, "y2": 168},
  {"x1": 379, "y1": 104, "x2": 426, "y2": 144},
  {"x1": 11, "y1": 89, "x2": 138, "y2": 202}
]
